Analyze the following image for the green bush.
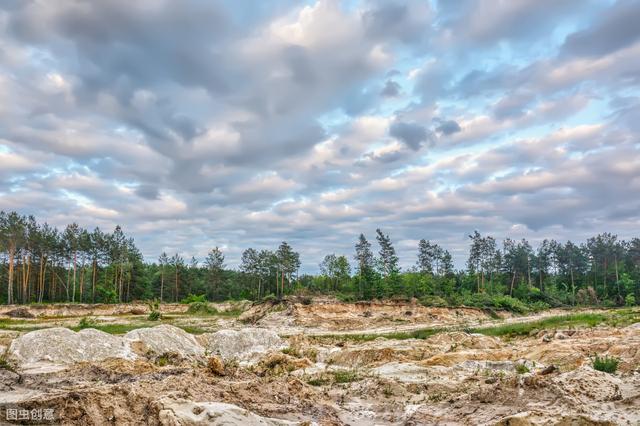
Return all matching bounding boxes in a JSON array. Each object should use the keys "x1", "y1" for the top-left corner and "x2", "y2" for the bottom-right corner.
[
  {"x1": 147, "y1": 311, "x2": 162, "y2": 321},
  {"x1": 625, "y1": 294, "x2": 636, "y2": 306},
  {"x1": 186, "y1": 301, "x2": 218, "y2": 315},
  {"x1": 261, "y1": 294, "x2": 278, "y2": 303},
  {"x1": 78, "y1": 316, "x2": 97, "y2": 329},
  {"x1": 419, "y1": 295, "x2": 449, "y2": 307},
  {"x1": 336, "y1": 293, "x2": 356, "y2": 303},
  {"x1": 181, "y1": 294, "x2": 207, "y2": 304},
  {"x1": 592, "y1": 355, "x2": 619, "y2": 374}
]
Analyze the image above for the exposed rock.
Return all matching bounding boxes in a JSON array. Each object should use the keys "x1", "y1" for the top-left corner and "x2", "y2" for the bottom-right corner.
[
  {"x1": 551, "y1": 366, "x2": 623, "y2": 404},
  {"x1": 538, "y1": 365, "x2": 557, "y2": 375},
  {"x1": 157, "y1": 397, "x2": 298, "y2": 425},
  {"x1": 8, "y1": 327, "x2": 135, "y2": 367},
  {"x1": 125, "y1": 325, "x2": 205, "y2": 360},
  {"x1": 206, "y1": 356, "x2": 226, "y2": 376},
  {"x1": 200, "y1": 328, "x2": 284, "y2": 363}
]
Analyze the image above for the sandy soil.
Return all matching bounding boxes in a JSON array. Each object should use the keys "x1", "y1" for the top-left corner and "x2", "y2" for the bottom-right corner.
[{"x1": 0, "y1": 300, "x2": 638, "y2": 425}]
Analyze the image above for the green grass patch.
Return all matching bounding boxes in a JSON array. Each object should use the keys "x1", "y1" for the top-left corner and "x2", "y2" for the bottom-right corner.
[
  {"x1": 470, "y1": 313, "x2": 607, "y2": 337},
  {"x1": 176, "y1": 325, "x2": 207, "y2": 334},
  {"x1": 333, "y1": 369, "x2": 360, "y2": 383},
  {"x1": 515, "y1": 364, "x2": 530, "y2": 374},
  {"x1": 592, "y1": 355, "x2": 619, "y2": 373}
]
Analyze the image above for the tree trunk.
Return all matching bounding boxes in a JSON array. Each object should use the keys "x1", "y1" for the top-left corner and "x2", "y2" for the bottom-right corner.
[
  {"x1": 92, "y1": 259, "x2": 97, "y2": 304},
  {"x1": 570, "y1": 265, "x2": 575, "y2": 306},
  {"x1": 509, "y1": 270, "x2": 516, "y2": 296},
  {"x1": 72, "y1": 251, "x2": 77, "y2": 303},
  {"x1": 7, "y1": 250, "x2": 15, "y2": 304},
  {"x1": 160, "y1": 267, "x2": 164, "y2": 303},
  {"x1": 174, "y1": 268, "x2": 179, "y2": 303},
  {"x1": 603, "y1": 258, "x2": 608, "y2": 298}
]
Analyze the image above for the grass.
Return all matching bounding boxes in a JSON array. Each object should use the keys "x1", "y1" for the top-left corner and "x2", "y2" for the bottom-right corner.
[
  {"x1": 515, "y1": 364, "x2": 530, "y2": 374},
  {"x1": 469, "y1": 313, "x2": 608, "y2": 337},
  {"x1": 592, "y1": 355, "x2": 619, "y2": 374},
  {"x1": 333, "y1": 369, "x2": 360, "y2": 383},
  {"x1": 306, "y1": 369, "x2": 361, "y2": 386},
  {"x1": 185, "y1": 302, "x2": 243, "y2": 317},
  {"x1": 0, "y1": 355, "x2": 16, "y2": 373},
  {"x1": 310, "y1": 310, "x2": 640, "y2": 344},
  {"x1": 312, "y1": 327, "x2": 441, "y2": 343}
]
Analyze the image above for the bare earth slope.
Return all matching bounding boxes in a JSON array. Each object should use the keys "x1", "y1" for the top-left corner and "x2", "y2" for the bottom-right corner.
[{"x1": 0, "y1": 300, "x2": 638, "y2": 425}]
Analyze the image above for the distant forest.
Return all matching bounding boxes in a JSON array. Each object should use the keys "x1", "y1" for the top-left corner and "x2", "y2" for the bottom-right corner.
[{"x1": 1, "y1": 211, "x2": 639, "y2": 310}]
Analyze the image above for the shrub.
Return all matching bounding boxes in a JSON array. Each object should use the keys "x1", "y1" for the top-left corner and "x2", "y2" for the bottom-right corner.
[
  {"x1": 262, "y1": 293, "x2": 278, "y2": 303},
  {"x1": 515, "y1": 364, "x2": 530, "y2": 374},
  {"x1": 186, "y1": 302, "x2": 218, "y2": 315},
  {"x1": 592, "y1": 355, "x2": 619, "y2": 374},
  {"x1": 78, "y1": 316, "x2": 97, "y2": 329},
  {"x1": 147, "y1": 311, "x2": 162, "y2": 321},
  {"x1": 181, "y1": 294, "x2": 207, "y2": 304},
  {"x1": 625, "y1": 294, "x2": 636, "y2": 306},
  {"x1": 419, "y1": 295, "x2": 449, "y2": 307},
  {"x1": 576, "y1": 287, "x2": 599, "y2": 305},
  {"x1": 332, "y1": 369, "x2": 360, "y2": 383},
  {"x1": 336, "y1": 293, "x2": 356, "y2": 303}
]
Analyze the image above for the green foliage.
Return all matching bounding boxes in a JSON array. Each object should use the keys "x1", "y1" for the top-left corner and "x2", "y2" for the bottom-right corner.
[
  {"x1": 592, "y1": 355, "x2": 619, "y2": 373},
  {"x1": 333, "y1": 369, "x2": 361, "y2": 383},
  {"x1": 471, "y1": 313, "x2": 606, "y2": 337},
  {"x1": 261, "y1": 294, "x2": 278, "y2": 303},
  {"x1": 181, "y1": 294, "x2": 207, "y2": 304},
  {"x1": 515, "y1": 364, "x2": 530, "y2": 374},
  {"x1": 625, "y1": 294, "x2": 635, "y2": 306},
  {"x1": 78, "y1": 316, "x2": 97, "y2": 329},
  {"x1": 147, "y1": 310, "x2": 161, "y2": 321},
  {"x1": 186, "y1": 301, "x2": 218, "y2": 315},
  {"x1": 419, "y1": 295, "x2": 449, "y2": 307}
]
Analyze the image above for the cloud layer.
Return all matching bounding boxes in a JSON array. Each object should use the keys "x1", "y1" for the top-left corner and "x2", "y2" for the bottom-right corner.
[{"x1": 1, "y1": 0, "x2": 639, "y2": 271}]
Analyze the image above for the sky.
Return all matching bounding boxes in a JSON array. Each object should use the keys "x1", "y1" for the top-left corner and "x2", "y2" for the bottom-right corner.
[{"x1": 1, "y1": 0, "x2": 639, "y2": 272}]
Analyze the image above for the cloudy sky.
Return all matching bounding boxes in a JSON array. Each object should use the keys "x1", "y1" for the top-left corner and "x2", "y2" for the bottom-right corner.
[{"x1": 1, "y1": 0, "x2": 639, "y2": 271}]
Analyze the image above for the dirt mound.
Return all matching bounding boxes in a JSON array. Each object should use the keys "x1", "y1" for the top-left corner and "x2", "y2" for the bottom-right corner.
[
  {"x1": 124, "y1": 325, "x2": 205, "y2": 360},
  {"x1": 8, "y1": 327, "x2": 135, "y2": 367},
  {"x1": 157, "y1": 397, "x2": 299, "y2": 425},
  {"x1": 5, "y1": 307, "x2": 35, "y2": 318},
  {"x1": 253, "y1": 353, "x2": 312, "y2": 376},
  {"x1": 551, "y1": 366, "x2": 623, "y2": 404},
  {"x1": 0, "y1": 303, "x2": 188, "y2": 318},
  {"x1": 199, "y1": 328, "x2": 284, "y2": 363}
]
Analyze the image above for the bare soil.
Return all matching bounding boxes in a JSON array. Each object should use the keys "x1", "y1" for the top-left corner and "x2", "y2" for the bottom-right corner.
[{"x1": 0, "y1": 300, "x2": 638, "y2": 425}]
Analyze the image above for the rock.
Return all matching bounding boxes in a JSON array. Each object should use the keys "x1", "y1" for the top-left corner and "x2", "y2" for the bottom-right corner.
[
  {"x1": 554, "y1": 332, "x2": 569, "y2": 340},
  {"x1": 538, "y1": 365, "x2": 557, "y2": 375},
  {"x1": 542, "y1": 334, "x2": 553, "y2": 343},
  {"x1": 206, "y1": 356, "x2": 225, "y2": 376},
  {"x1": 551, "y1": 366, "x2": 624, "y2": 403},
  {"x1": 157, "y1": 397, "x2": 298, "y2": 425},
  {"x1": 0, "y1": 368, "x2": 20, "y2": 391},
  {"x1": 8, "y1": 327, "x2": 135, "y2": 367},
  {"x1": 200, "y1": 328, "x2": 284, "y2": 363},
  {"x1": 124, "y1": 325, "x2": 205, "y2": 360}
]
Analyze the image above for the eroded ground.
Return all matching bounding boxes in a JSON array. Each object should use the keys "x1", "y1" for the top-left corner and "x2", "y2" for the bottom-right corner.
[{"x1": 0, "y1": 300, "x2": 639, "y2": 425}]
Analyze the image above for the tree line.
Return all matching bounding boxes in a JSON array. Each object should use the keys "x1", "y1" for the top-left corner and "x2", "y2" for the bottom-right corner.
[{"x1": 1, "y1": 210, "x2": 639, "y2": 307}]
